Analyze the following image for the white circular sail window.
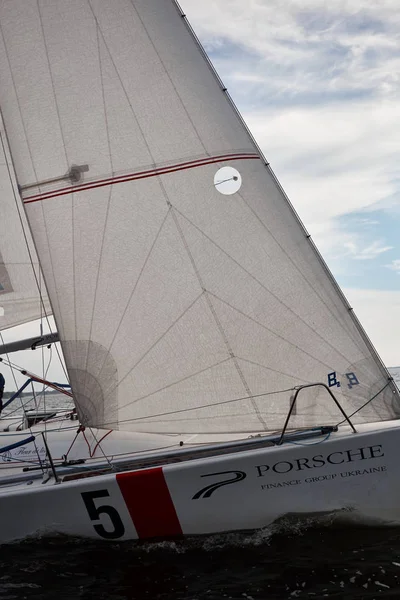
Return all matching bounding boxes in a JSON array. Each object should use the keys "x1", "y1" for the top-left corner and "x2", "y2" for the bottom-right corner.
[{"x1": 214, "y1": 166, "x2": 242, "y2": 195}]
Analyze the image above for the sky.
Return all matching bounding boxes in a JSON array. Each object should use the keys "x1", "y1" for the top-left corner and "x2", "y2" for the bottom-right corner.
[{"x1": 0, "y1": 0, "x2": 399, "y2": 390}]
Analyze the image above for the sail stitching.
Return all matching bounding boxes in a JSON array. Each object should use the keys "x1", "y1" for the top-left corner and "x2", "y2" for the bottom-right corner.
[
  {"x1": 128, "y1": 0, "x2": 208, "y2": 156},
  {"x1": 114, "y1": 355, "x2": 310, "y2": 416},
  {"x1": 113, "y1": 357, "x2": 233, "y2": 414},
  {"x1": 234, "y1": 356, "x2": 311, "y2": 385},
  {"x1": 82, "y1": 26, "x2": 118, "y2": 401},
  {"x1": 112, "y1": 292, "x2": 205, "y2": 393},
  {"x1": 174, "y1": 207, "x2": 375, "y2": 375},
  {"x1": 102, "y1": 386, "x2": 296, "y2": 431},
  {"x1": 22, "y1": 153, "x2": 260, "y2": 204},
  {"x1": 207, "y1": 291, "x2": 357, "y2": 374},
  {"x1": 170, "y1": 208, "x2": 268, "y2": 430},
  {"x1": 93, "y1": 207, "x2": 172, "y2": 388}
]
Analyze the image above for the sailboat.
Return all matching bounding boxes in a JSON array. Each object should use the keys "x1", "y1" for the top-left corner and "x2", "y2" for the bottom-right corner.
[{"x1": 0, "y1": 0, "x2": 398, "y2": 543}]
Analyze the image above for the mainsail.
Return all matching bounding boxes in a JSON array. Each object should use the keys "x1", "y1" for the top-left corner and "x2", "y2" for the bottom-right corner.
[
  {"x1": 0, "y1": 0, "x2": 397, "y2": 434},
  {"x1": 0, "y1": 122, "x2": 51, "y2": 332}
]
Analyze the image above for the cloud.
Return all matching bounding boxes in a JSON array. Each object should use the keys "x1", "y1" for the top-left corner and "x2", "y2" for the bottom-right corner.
[
  {"x1": 344, "y1": 288, "x2": 400, "y2": 366},
  {"x1": 244, "y1": 100, "x2": 400, "y2": 228},
  {"x1": 343, "y1": 240, "x2": 393, "y2": 260},
  {"x1": 181, "y1": 0, "x2": 400, "y2": 106},
  {"x1": 386, "y1": 259, "x2": 400, "y2": 273}
]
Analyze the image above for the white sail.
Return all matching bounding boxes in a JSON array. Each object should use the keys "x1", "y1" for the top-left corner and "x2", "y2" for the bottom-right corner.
[
  {"x1": 0, "y1": 0, "x2": 397, "y2": 434},
  {"x1": 0, "y1": 124, "x2": 51, "y2": 332}
]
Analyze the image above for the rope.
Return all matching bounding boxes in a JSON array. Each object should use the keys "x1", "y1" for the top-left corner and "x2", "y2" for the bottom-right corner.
[
  {"x1": 336, "y1": 381, "x2": 392, "y2": 426},
  {"x1": 102, "y1": 386, "x2": 296, "y2": 429}
]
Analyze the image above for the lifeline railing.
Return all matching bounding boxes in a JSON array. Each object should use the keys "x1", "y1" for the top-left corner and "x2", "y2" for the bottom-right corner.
[
  {"x1": 277, "y1": 382, "x2": 357, "y2": 445},
  {"x1": 4, "y1": 381, "x2": 358, "y2": 485}
]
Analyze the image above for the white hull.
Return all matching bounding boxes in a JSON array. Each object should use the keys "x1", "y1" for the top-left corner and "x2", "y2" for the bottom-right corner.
[
  {"x1": 0, "y1": 420, "x2": 399, "y2": 544},
  {"x1": 0, "y1": 421, "x2": 185, "y2": 476}
]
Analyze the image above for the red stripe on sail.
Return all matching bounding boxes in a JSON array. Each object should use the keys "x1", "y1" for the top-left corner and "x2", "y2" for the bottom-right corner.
[
  {"x1": 116, "y1": 467, "x2": 182, "y2": 538},
  {"x1": 23, "y1": 152, "x2": 260, "y2": 204}
]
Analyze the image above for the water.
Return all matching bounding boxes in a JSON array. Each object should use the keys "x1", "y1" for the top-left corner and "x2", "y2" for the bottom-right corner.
[
  {"x1": 2, "y1": 392, "x2": 74, "y2": 418},
  {"x1": 3, "y1": 522, "x2": 400, "y2": 599}
]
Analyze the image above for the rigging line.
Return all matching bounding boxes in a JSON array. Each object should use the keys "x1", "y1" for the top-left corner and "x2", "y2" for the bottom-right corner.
[
  {"x1": 0, "y1": 356, "x2": 31, "y2": 372},
  {"x1": 90, "y1": 441, "x2": 183, "y2": 461},
  {"x1": 39, "y1": 267, "x2": 47, "y2": 438},
  {"x1": 0, "y1": 129, "x2": 66, "y2": 378},
  {"x1": 0, "y1": 332, "x2": 45, "y2": 472},
  {"x1": 31, "y1": 2, "x2": 71, "y2": 381},
  {"x1": 79, "y1": 426, "x2": 114, "y2": 469},
  {"x1": 2, "y1": 396, "x2": 35, "y2": 419},
  {"x1": 335, "y1": 382, "x2": 392, "y2": 426},
  {"x1": 128, "y1": 0, "x2": 208, "y2": 156},
  {"x1": 113, "y1": 357, "x2": 233, "y2": 414},
  {"x1": 173, "y1": 205, "x2": 373, "y2": 376},
  {"x1": 0, "y1": 454, "x2": 45, "y2": 467},
  {"x1": 85, "y1": 428, "x2": 113, "y2": 467},
  {"x1": 236, "y1": 189, "x2": 375, "y2": 364},
  {"x1": 102, "y1": 386, "x2": 296, "y2": 429},
  {"x1": 0, "y1": 30, "x2": 65, "y2": 369},
  {"x1": 170, "y1": 208, "x2": 268, "y2": 431},
  {"x1": 0, "y1": 332, "x2": 20, "y2": 394},
  {"x1": 42, "y1": 344, "x2": 54, "y2": 437}
]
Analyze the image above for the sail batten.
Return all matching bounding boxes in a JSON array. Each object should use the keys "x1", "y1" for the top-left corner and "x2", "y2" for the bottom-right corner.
[{"x1": 0, "y1": 0, "x2": 397, "y2": 434}]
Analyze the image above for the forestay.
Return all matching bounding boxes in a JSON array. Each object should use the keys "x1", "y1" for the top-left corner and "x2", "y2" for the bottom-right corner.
[
  {"x1": 0, "y1": 123, "x2": 51, "y2": 332},
  {"x1": 0, "y1": 0, "x2": 397, "y2": 434}
]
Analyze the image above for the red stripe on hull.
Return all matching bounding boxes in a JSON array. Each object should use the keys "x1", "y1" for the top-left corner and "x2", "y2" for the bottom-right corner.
[{"x1": 116, "y1": 467, "x2": 182, "y2": 539}]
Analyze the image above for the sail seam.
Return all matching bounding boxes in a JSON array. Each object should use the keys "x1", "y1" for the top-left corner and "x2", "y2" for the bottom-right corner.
[
  {"x1": 235, "y1": 356, "x2": 311, "y2": 385},
  {"x1": 102, "y1": 386, "x2": 296, "y2": 430},
  {"x1": 207, "y1": 291, "x2": 357, "y2": 374},
  {"x1": 36, "y1": 1, "x2": 77, "y2": 356},
  {"x1": 173, "y1": 206, "x2": 372, "y2": 374},
  {"x1": 95, "y1": 207, "x2": 172, "y2": 386},
  {"x1": 114, "y1": 357, "x2": 233, "y2": 414},
  {"x1": 115, "y1": 355, "x2": 310, "y2": 416},
  {"x1": 86, "y1": 0, "x2": 161, "y2": 178},
  {"x1": 22, "y1": 153, "x2": 260, "y2": 204},
  {"x1": 82, "y1": 26, "x2": 118, "y2": 401},
  {"x1": 170, "y1": 208, "x2": 268, "y2": 431},
  {"x1": 236, "y1": 189, "x2": 373, "y2": 362},
  {"x1": 113, "y1": 292, "x2": 205, "y2": 392},
  {"x1": 128, "y1": 0, "x2": 208, "y2": 157}
]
